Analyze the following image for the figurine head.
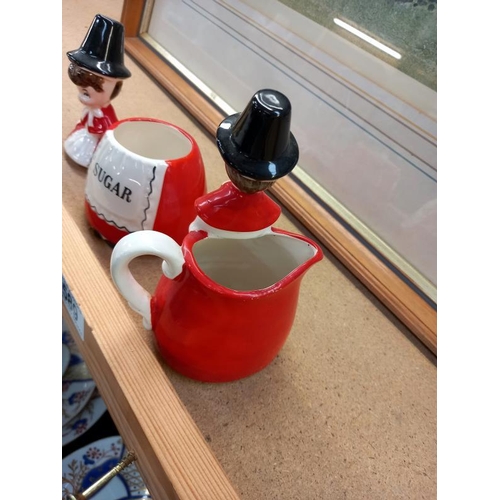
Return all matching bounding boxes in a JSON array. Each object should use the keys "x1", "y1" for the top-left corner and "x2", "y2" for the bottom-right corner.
[
  {"x1": 224, "y1": 164, "x2": 275, "y2": 194},
  {"x1": 66, "y1": 14, "x2": 131, "y2": 110},
  {"x1": 68, "y1": 63, "x2": 123, "y2": 109}
]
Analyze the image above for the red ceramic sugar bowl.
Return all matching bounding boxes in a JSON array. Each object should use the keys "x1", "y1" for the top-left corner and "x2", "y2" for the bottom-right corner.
[
  {"x1": 110, "y1": 89, "x2": 323, "y2": 382},
  {"x1": 85, "y1": 117, "x2": 207, "y2": 245}
]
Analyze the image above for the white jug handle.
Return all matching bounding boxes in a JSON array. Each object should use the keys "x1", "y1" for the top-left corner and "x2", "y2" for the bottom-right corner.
[{"x1": 110, "y1": 230, "x2": 184, "y2": 330}]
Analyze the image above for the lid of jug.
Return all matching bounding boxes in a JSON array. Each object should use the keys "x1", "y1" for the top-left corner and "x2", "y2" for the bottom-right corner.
[
  {"x1": 216, "y1": 89, "x2": 299, "y2": 181},
  {"x1": 200, "y1": 88, "x2": 299, "y2": 233}
]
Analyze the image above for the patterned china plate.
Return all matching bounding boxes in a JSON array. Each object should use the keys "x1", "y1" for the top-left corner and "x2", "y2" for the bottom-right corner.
[
  {"x1": 62, "y1": 319, "x2": 96, "y2": 426},
  {"x1": 62, "y1": 391, "x2": 107, "y2": 447},
  {"x1": 62, "y1": 436, "x2": 151, "y2": 500},
  {"x1": 62, "y1": 344, "x2": 71, "y2": 376},
  {"x1": 62, "y1": 378, "x2": 96, "y2": 427},
  {"x1": 62, "y1": 320, "x2": 86, "y2": 371}
]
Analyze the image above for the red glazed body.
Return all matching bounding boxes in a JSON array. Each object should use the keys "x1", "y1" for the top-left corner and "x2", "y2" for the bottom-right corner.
[{"x1": 150, "y1": 229, "x2": 322, "y2": 382}]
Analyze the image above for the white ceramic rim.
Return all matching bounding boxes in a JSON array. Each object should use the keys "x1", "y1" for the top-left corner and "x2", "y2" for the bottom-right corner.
[{"x1": 106, "y1": 118, "x2": 195, "y2": 163}]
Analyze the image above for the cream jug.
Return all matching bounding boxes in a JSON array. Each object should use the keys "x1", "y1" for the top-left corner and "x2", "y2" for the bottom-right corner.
[{"x1": 110, "y1": 89, "x2": 323, "y2": 382}]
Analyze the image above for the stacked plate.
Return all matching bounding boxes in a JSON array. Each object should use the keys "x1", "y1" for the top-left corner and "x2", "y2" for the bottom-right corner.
[
  {"x1": 62, "y1": 319, "x2": 107, "y2": 446},
  {"x1": 62, "y1": 435, "x2": 152, "y2": 499}
]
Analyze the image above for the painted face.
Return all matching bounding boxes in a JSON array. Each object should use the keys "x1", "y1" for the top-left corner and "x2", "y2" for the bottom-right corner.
[{"x1": 78, "y1": 78, "x2": 117, "y2": 109}]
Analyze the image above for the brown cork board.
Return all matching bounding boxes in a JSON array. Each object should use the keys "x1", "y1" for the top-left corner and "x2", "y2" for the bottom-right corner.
[{"x1": 62, "y1": 1, "x2": 437, "y2": 498}]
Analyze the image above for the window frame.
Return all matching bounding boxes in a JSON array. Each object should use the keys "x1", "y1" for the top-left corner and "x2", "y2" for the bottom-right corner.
[{"x1": 120, "y1": 0, "x2": 437, "y2": 354}]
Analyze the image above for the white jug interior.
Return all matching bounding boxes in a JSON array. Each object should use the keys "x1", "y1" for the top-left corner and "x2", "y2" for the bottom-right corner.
[
  {"x1": 192, "y1": 234, "x2": 317, "y2": 291},
  {"x1": 113, "y1": 120, "x2": 192, "y2": 160}
]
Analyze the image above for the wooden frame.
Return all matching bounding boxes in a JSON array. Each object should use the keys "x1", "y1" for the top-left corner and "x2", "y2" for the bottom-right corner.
[{"x1": 120, "y1": 0, "x2": 437, "y2": 354}]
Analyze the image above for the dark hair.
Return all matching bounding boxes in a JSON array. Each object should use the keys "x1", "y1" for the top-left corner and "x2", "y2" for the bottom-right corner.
[
  {"x1": 110, "y1": 81, "x2": 123, "y2": 100},
  {"x1": 68, "y1": 63, "x2": 104, "y2": 91},
  {"x1": 225, "y1": 164, "x2": 275, "y2": 193},
  {"x1": 68, "y1": 63, "x2": 123, "y2": 100}
]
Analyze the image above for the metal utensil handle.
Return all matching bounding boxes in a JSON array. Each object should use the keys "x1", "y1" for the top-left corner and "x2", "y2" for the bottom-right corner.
[{"x1": 65, "y1": 451, "x2": 137, "y2": 500}]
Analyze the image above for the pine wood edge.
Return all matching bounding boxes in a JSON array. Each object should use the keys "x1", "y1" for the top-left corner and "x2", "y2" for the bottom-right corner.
[
  {"x1": 121, "y1": 33, "x2": 437, "y2": 354},
  {"x1": 62, "y1": 205, "x2": 241, "y2": 500},
  {"x1": 62, "y1": 306, "x2": 179, "y2": 500},
  {"x1": 121, "y1": 0, "x2": 144, "y2": 37}
]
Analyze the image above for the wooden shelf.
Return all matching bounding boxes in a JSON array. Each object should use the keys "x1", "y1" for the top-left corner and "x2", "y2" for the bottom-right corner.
[{"x1": 62, "y1": 1, "x2": 437, "y2": 498}]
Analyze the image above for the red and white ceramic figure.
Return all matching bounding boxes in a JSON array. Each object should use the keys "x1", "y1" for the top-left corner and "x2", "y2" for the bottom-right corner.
[
  {"x1": 85, "y1": 117, "x2": 207, "y2": 245},
  {"x1": 64, "y1": 14, "x2": 131, "y2": 167},
  {"x1": 110, "y1": 90, "x2": 323, "y2": 382}
]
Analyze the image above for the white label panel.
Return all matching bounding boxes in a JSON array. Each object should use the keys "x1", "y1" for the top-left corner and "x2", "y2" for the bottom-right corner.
[{"x1": 62, "y1": 275, "x2": 85, "y2": 340}]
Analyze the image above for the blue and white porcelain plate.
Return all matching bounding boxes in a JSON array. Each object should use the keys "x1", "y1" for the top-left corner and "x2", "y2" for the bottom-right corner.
[
  {"x1": 62, "y1": 344, "x2": 71, "y2": 377},
  {"x1": 62, "y1": 319, "x2": 86, "y2": 370},
  {"x1": 62, "y1": 436, "x2": 151, "y2": 500},
  {"x1": 62, "y1": 319, "x2": 96, "y2": 426},
  {"x1": 62, "y1": 379, "x2": 96, "y2": 426},
  {"x1": 62, "y1": 391, "x2": 107, "y2": 446}
]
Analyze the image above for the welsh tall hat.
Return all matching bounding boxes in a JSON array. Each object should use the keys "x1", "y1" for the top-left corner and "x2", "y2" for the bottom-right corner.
[
  {"x1": 67, "y1": 14, "x2": 131, "y2": 80},
  {"x1": 216, "y1": 89, "x2": 299, "y2": 181}
]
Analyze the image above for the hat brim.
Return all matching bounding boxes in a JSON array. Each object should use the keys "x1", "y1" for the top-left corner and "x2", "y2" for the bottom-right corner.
[
  {"x1": 216, "y1": 113, "x2": 299, "y2": 181},
  {"x1": 67, "y1": 50, "x2": 131, "y2": 80}
]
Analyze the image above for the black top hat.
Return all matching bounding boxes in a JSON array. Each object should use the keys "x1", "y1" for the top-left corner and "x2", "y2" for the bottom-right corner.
[
  {"x1": 67, "y1": 14, "x2": 131, "y2": 80},
  {"x1": 216, "y1": 89, "x2": 299, "y2": 181}
]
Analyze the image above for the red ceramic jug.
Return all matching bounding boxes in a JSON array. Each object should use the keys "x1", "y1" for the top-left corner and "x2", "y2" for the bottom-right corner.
[{"x1": 110, "y1": 88, "x2": 323, "y2": 382}]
